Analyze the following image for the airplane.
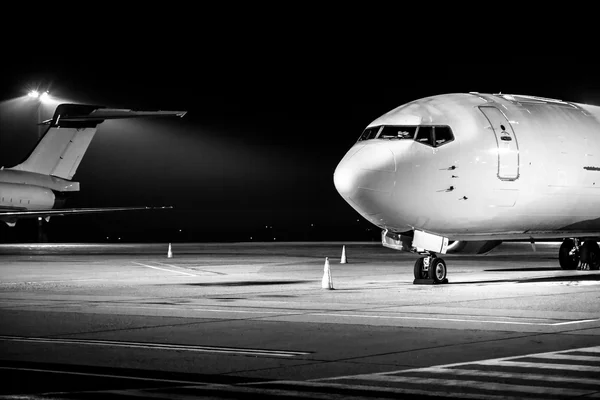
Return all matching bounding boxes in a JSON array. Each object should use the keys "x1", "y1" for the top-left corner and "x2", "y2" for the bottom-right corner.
[
  {"x1": 333, "y1": 92, "x2": 600, "y2": 283},
  {"x1": 0, "y1": 102, "x2": 186, "y2": 227}
]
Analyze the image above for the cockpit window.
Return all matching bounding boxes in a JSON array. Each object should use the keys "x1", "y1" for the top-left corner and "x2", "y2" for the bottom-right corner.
[
  {"x1": 434, "y1": 126, "x2": 454, "y2": 146},
  {"x1": 378, "y1": 126, "x2": 417, "y2": 140},
  {"x1": 358, "y1": 124, "x2": 455, "y2": 146},
  {"x1": 358, "y1": 126, "x2": 381, "y2": 141},
  {"x1": 415, "y1": 126, "x2": 455, "y2": 147},
  {"x1": 415, "y1": 126, "x2": 433, "y2": 146}
]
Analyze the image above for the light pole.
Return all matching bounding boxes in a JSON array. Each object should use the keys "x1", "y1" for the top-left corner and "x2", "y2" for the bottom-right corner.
[{"x1": 28, "y1": 89, "x2": 51, "y2": 242}]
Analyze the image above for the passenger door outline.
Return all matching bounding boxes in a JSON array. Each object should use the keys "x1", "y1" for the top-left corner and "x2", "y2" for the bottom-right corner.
[{"x1": 479, "y1": 106, "x2": 520, "y2": 180}]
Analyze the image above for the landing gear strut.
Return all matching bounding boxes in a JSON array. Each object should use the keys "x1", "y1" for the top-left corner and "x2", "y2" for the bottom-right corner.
[{"x1": 413, "y1": 252, "x2": 449, "y2": 284}]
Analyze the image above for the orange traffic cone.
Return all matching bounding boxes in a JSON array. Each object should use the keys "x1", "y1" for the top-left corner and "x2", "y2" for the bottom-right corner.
[
  {"x1": 340, "y1": 245, "x2": 347, "y2": 264},
  {"x1": 167, "y1": 243, "x2": 173, "y2": 258},
  {"x1": 322, "y1": 257, "x2": 333, "y2": 289}
]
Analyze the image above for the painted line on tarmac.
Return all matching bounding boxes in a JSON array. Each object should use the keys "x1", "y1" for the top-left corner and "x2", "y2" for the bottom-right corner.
[
  {"x1": 309, "y1": 313, "x2": 600, "y2": 326},
  {"x1": 303, "y1": 345, "x2": 600, "y2": 399},
  {"x1": 0, "y1": 335, "x2": 310, "y2": 357},
  {"x1": 0, "y1": 279, "x2": 103, "y2": 284},
  {"x1": 319, "y1": 345, "x2": 600, "y2": 380},
  {"x1": 156, "y1": 262, "x2": 228, "y2": 276},
  {"x1": 101, "y1": 305, "x2": 288, "y2": 314},
  {"x1": 332, "y1": 374, "x2": 590, "y2": 397},
  {"x1": 247, "y1": 380, "x2": 538, "y2": 400},
  {"x1": 552, "y1": 318, "x2": 600, "y2": 326},
  {"x1": 475, "y1": 360, "x2": 600, "y2": 371},
  {"x1": 0, "y1": 366, "x2": 203, "y2": 385},
  {"x1": 529, "y1": 353, "x2": 600, "y2": 361},
  {"x1": 401, "y1": 368, "x2": 600, "y2": 387},
  {"x1": 95, "y1": 304, "x2": 600, "y2": 326},
  {"x1": 132, "y1": 262, "x2": 196, "y2": 276}
]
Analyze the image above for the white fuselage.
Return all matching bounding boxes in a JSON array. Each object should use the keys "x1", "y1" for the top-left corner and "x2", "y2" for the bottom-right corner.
[
  {"x1": 0, "y1": 170, "x2": 79, "y2": 211},
  {"x1": 334, "y1": 93, "x2": 600, "y2": 241},
  {"x1": 0, "y1": 102, "x2": 187, "y2": 227}
]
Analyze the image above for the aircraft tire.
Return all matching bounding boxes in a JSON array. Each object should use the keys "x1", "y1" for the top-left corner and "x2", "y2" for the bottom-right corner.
[
  {"x1": 414, "y1": 258, "x2": 426, "y2": 279},
  {"x1": 559, "y1": 239, "x2": 579, "y2": 270},
  {"x1": 581, "y1": 240, "x2": 600, "y2": 270},
  {"x1": 430, "y1": 257, "x2": 447, "y2": 283}
]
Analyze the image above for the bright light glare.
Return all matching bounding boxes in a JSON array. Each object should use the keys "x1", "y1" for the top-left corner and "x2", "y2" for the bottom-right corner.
[
  {"x1": 39, "y1": 91, "x2": 50, "y2": 103},
  {"x1": 27, "y1": 90, "x2": 53, "y2": 103}
]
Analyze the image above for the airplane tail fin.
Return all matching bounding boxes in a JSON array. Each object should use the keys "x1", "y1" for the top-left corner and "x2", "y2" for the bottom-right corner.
[{"x1": 9, "y1": 104, "x2": 186, "y2": 180}]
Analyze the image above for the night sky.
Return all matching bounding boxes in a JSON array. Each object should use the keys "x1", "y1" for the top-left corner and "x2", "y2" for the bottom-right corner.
[{"x1": 0, "y1": 16, "x2": 597, "y2": 242}]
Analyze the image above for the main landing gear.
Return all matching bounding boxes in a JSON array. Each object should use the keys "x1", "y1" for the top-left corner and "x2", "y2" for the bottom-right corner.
[
  {"x1": 559, "y1": 238, "x2": 600, "y2": 270},
  {"x1": 413, "y1": 252, "x2": 449, "y2": 284}
]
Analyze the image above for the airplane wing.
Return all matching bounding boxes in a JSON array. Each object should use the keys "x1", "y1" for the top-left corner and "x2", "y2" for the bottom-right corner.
[{"x1": 0, "y1": 206, "x2": 172, "y2": 225}]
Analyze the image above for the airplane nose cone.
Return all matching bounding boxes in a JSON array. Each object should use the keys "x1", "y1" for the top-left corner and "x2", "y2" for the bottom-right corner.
[
  {"x1": 334, "y1": 145, "x2": 396, "y2": 214},
  {"x1": 333, "y1": 162, "x2": 357, "y2": 198}
]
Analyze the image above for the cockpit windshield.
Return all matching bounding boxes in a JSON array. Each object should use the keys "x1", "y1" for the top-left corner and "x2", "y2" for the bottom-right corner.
[
  {"x1": 358, "y1": 127, "x2": 381, "y2": 141},
  {"x1": 379, "y1": 126, "x2": 417, "y2": 140},
  {"x1": 357, "y1": 125, "x2": 454, "y2": 147}
]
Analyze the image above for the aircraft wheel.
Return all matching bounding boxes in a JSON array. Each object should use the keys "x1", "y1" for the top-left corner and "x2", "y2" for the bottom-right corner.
[
  {"x1": 559, "y1": 239, "x2": 579, "y2": 270},
  {"x1": 414, "y1": 257, "x2": 427, "y2": 279},
  {"x1": 581, "y1": 240, "x2": 600, "y2": 270},
  {"x1": 430, "y1": 257, "x2": 447, "y2": 283}
]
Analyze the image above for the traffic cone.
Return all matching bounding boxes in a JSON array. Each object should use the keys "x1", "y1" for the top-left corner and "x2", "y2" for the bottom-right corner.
[
  {"x1": 322, "y1": 257, "x2": 333, "y2": 289},
  {"x1": 340, "y1": 245, "x2": 347, "y2": 264},
  {"x1": 167, "y1": 243, "x2": 173, "y2": 258}
]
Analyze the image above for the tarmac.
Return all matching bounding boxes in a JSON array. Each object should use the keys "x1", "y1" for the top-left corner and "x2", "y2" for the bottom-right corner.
[{"x1": 1, "y1": 241, "x2": 600, "y2": 399}]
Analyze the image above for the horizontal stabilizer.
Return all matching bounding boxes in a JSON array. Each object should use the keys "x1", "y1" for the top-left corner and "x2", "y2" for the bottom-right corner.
[{"x1": 43, "y1": 104, "x2": 187, "y2": 127}]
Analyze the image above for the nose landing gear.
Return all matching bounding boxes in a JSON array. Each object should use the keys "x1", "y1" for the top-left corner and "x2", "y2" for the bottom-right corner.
[{"x1": 414, "y1": 252, "x2": 449, "y2": 284}]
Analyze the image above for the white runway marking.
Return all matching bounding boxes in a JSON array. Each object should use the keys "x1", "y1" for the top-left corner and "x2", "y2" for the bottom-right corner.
[
  {"x1": 0, "y1": 366, "x2": 202, "y2": 385},
  {"x1": 476, "y1": 360, "x2": 600, "y2": 371},
  {"x1": 568, "y1": 346, "x2": 600, "y2": 353},
  {"x1": 0, "y1": 335, "x2": 310, "y2": 357},
  {"x1": 344, "y1": 374, "x2": 591, "y2": 397},
  {"x1": 305, "y1": 345, "x2": 600, "y2": 399},
  {"x1": 321, "y1": 345, "x2": 600, "y2": 379},
  {"x1": 132, "y1": 262, "x2": 196, "y2": 276},
  {"x1": 92, "y1": 304, "x2": 600, "y2": 327},
  {"x1": 310, "y1": 313, "x2": 600, "y2": 326},
  {"x1": 156, "y1": 262, "x2": 228, "y2": 275},
  {"x1": 248, "y1": 380, "x2": 550, "y2": 400},
  {"x1": 552, "y1": 318, "x2": 600, "y2": 325},
  {"x1": 99, "y1": 305, "x2": 287, "y2": 314},
  {"x1": 414, "y1": 367, "x2": 600, "y2": 386},
  {"x1": 97, "y1": 383, "x2": 395, "y2": 400},
  {"x1": 0, "y1": 279, "x2": 103, "y2": 284},
  {"x1": 528, "y1": 353, "x2": 600, "y2": 361}
]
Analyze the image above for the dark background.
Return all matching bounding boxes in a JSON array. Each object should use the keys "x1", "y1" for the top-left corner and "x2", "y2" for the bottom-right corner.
[{"x1": 0, "y1": 11, "x2": 597, "y2": 242}]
